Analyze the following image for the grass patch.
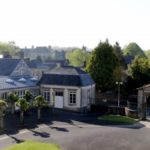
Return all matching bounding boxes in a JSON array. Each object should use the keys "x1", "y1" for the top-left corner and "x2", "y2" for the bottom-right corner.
[
  {"x1": 98, "y1": 114, "x2": 137, "y2": 124},
  {"x1": 5, "y1": 141, "x2": 60, "y2": 150}
]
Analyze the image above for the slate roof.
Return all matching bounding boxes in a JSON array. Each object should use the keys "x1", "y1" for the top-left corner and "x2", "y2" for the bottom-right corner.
[
  {"x1": 0, "y1": 76, "x2": 38, "y2": 90},
  {"x1": 26, "y1": 60, "x2": 68, "y2": 69},
  {"x1": 39, "y1": 66, "x2": 95, "y2": 86},
  {"x1": 0, "y1": 58, "x2": 21, "y2": 76}
]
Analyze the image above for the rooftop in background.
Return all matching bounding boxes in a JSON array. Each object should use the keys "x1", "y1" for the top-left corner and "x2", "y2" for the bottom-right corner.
[
  {"x1": 25, "y1": 59, "x2": 69, "y2": 69},
  {"x1": 0, "y1": 58, "x2": 20, "y2": 76}
]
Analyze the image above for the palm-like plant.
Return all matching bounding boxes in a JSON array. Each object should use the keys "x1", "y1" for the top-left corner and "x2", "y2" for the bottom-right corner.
[
  {"x1": 16, "y1": 98, "x2": 30, "y2": 125},
  {"x1": 33, "y1": 95, "x2": 47, "y2": 120},
  {"x1": 7, "y1": 92, "x2": 18, "y2": 114},
  {"x1": 24, "y1": 90, "x2": 33, "y2": 102},
  {"x1": 0, "y1": 100, "x2": 7, "y2": 129}
]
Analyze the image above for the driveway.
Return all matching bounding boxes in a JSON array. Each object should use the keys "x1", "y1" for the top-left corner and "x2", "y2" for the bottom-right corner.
[{"x1": 1, "y1": 108, "x2": 150, "y2": 150}]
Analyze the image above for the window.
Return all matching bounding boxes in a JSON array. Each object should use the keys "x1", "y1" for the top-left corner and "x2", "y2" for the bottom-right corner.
[
  {"x1": 55, "y1": 91, "x2": 63, "y2": 96},
  {"x1": 69, "y1": 91, "x2": 76, "y2": 105},
  {"x1": 43, "y1": 91, "x2": 50, "y2": 101}
]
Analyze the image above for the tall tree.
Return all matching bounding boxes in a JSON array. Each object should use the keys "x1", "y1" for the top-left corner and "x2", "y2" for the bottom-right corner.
[
  {"x1": 66, "y1": 49, "x2": 91, "y2": 67},
  {"x1": 113, "y1": 42, "x2": 126, "y2": 67},
  {"x1": 33, "y1": 95, "x2": 47, "y2": 121},
  {"x1": 7, "y1": 92, "x2": 18, "y2": 114},
  {"x1": 0, "y1": 100, "x2": 7, "y2": 129},
  {"x1": 16, "y1": 98, "x2": 30, "y2": 125},
  {"x1": 123, "y1": 42, "x2": 146, "y2": 58},
  {"x1": 86, "y1": 40, "x2": 119, "y2": 92}
]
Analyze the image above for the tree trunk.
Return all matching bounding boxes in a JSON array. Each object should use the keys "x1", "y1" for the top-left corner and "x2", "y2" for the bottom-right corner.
[
  {"x1": 20, "y1": 111, "x2": 24, "y2": 125},
  {"x1": 38, "y1": 108, "x2": 41, "y2": 120},
  {"x1": 11, "y1": 104, "x2": 15, "y2": 114},
  {"x1": 0, "y1": 117, "x2": 4, "y2": 129}
]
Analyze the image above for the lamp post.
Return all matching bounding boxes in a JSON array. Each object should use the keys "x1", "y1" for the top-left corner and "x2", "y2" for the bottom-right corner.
[{"x1": 116, "y1": 81, "x2": 123, "y2": 107}]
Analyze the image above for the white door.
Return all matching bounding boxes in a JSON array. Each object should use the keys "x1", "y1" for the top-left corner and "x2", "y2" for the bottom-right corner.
[{"x1": 54, "y1": 91, "x2": 63, "y2": 108}]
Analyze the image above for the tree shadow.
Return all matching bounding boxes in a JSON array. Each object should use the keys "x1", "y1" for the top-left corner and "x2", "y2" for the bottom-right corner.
[
  {"x1": 7, "y1": 135, "x2": 24, "y2": 143},
  {"x1": 29, "y1": 129, "x2": 50, "y2": 138},
  {"x1": 50, "y1": 126, "x2": 69, "y2": 132}
]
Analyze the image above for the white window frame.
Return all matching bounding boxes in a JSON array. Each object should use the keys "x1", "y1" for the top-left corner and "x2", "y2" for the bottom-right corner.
[
  {"x1": 42, "y1": 90, "x2": 50, "y2": 101},
  {"x1": 69, "y1": 91, "x2": 77, "y2": 105}
]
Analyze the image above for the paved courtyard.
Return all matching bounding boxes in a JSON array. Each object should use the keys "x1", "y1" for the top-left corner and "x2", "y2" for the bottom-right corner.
[{"x1": 1, "y1": 109, "x2": 150, "y2": 150}]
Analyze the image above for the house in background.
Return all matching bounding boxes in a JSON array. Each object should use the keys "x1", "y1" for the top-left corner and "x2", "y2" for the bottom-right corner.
[
  {"x1": 0, "y1": 58, "x2": 39, "y2": 99},
  {"x1": 39, "y1": 66, "x2": 95, "y2": 112},
  {"x1": 21, "y1": 46, "x2": 52, "y2": 61}
]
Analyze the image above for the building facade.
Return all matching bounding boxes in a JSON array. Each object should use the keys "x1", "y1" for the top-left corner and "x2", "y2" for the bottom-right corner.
[{"x1": 39, "y1": 66, "x2": 95, "y2": 112}]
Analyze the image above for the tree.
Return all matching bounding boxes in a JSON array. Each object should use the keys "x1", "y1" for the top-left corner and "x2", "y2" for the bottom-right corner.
[
  {"x1": 113, "y1": 42, "x2": 126, "y2": 67},
  {"x1": 16, "y1": 98, "x2": 30, "y2": 124},
  {"x1": 7, "y1": 92, "x2": 18, "y2": 114},
  {"x1": 33, "y1": 95, "x2": 47, "y2": 120},
  {"x1": 0, "y1": 41, "x2": 20, "y2": 56},
  {"x1": 145, "y1": 50, "x2": 150, "y2": 59},
  {"x1": 0, "y1": 100, "x2": 7, "y2": 129},
  {"x1": 66, "y1": 49, "x2": 91, "y2": 67},
  {"x1": 86, "y1": 40, "x2": 119, "y2": 92},
  {"x1": 23, "y1": 90, "x2": 33, "y2": 103},
  {"x1": 128, "y1": 56, "x2": 150, "y2": 87},
  {"x1": 123, "y1": 42, "x2": 146, "y2": 58}
]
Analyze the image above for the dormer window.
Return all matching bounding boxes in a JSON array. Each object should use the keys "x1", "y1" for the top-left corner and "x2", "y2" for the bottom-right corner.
[
  {"x1": 30, "y1": 76, "x2": 38, "y2": 81},
  {"x1": 6, "y1": 79, "x2": 14, "y2": 84},
  {"x1": 18, "y1": 77, "x2": 26, "y2": 82}
]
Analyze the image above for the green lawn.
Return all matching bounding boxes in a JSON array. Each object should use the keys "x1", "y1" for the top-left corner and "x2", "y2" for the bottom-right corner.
[
  {"x1": 98, "y1": 114, "x2": 137, "y2": 124},
  {"x1": 5, "y1": 141, "x2": 60, "y2": 150}
]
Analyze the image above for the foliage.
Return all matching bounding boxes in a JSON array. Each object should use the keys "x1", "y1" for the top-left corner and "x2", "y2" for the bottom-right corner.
[
  {"x1": 98, "y1": 115, "x2": 137, "y2": 124},
  {"x1": 23, "y1": 90, "x2": 33, "y2": 102},
  {"x1": 0, "y1": 100, "x2": 7, "y2": 129},
  {"x1": 16, "y1": 98, "x2": 30, "y2": 112},
  {"x1": 0, "y1": 41, "x2": 20, "y2": 56},
  {"x1": 86, "y1": 40, "x2": 119, "y2": 91},
  {"x1": 124, "y1": 57, "x2": 150, "y2": 94},
  {"x1": 7, "y1": 92, "x2": 18, "y2": 104},
  {"x1": 5, "y1": 141, "x2": 60, "y2": 150},
  {"x1": 113, "y1": 42, "x2": 126, "y2": 67},
  {"x1": 128, "y1": 57, "x2": 150, "y2": 87},
  {"x1": 66, "y1": 48, "x2": 91, "y2": 67},
  {"x1": 0, "y1": 100, "x2": 7, "y2": 115},
  {"x1": 33, "y1": 95, "x2": 47, "y2": 108},
  {"x1": 123, "y1": 42, "x2": 146, "y2": 58},
  {"x1": 7, "y1": 92, "x2": 19, "y2": 114},
  {"x1": 145, "y1": 50, "x2": 150, "y2": 59}
]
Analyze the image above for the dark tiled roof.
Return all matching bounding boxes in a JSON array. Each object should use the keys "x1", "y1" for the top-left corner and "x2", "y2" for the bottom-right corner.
[
  {"x1": 47, "y1": 66, "x2": 87, "y2": 75},
  {"x1": 0, "y1": 58, "x2": 20, "y2": 75},
  {"x1": 25, "y1": 60, "x2": 42, "y2": 68},
  {"x1": 39, "y1": 66, "x2": 95, "y2": 86}
]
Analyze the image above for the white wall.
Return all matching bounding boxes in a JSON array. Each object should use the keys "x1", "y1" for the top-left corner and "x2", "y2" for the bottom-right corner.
[
  {"x1": 41, "y1": 85, "x2": 81, "y2": 110},
  {"x1": 81, "y1": 84, "x2": 95, "y2": 107},
  {"x1": 41, "y1": 84, "x2": 95, "y2": 111}
]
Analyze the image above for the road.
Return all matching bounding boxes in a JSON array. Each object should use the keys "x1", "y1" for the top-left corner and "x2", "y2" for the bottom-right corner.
[{"x1": 1, "y1": 109, "x2": 150, "y2": 150}]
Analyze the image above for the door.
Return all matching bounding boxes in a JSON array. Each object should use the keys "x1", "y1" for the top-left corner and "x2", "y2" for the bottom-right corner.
[{"x1": 54, "y1": 91, "x2": 64, "y2": 108}]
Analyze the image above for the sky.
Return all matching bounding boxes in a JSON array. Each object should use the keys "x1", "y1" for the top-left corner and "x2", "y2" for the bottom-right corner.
[{"x1": 0, "y1": 0, "x2": 150, "y2": 50}]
